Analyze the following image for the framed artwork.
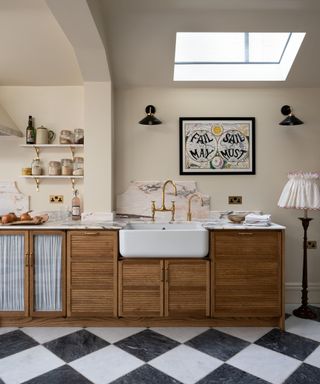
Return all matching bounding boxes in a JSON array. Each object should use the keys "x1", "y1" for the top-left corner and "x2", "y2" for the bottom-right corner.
[{"x1": 179, "y1": 117, "x2": 255, "y2": 175}]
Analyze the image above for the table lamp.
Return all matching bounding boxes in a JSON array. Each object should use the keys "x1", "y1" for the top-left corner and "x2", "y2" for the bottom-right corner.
[{"x1": 278, "y1": 172, "x2": 320, "y2": 319}]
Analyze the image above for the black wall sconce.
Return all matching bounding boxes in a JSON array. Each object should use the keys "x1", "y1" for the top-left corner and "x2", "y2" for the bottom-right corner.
[
  {"x1": 279, "y1": 105, "x2": 304, "y2": 125},
  {"x1": 139, "y1": 105, "x2": 162, "y2": 125}
]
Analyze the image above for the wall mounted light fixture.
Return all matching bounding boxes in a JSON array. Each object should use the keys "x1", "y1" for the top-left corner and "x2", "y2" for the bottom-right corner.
[
  {"x1": 279, "y1": 105, "x2": 303, "y2": 125},
  {"x1": 139, "y1": 105, "x2": 162, "y2": 125}
]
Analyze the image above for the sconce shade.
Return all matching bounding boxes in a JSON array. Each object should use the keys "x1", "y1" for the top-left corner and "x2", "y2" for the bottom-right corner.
[
  {"x1": 279, "y1": 105, "x2": 303, "y2": 125},
  {"x1": 139, "y1": 105, "x2": 162, "y2": 125},
  {"x1": 278, "y1": 172, "x2": 320, "y2": 210}
]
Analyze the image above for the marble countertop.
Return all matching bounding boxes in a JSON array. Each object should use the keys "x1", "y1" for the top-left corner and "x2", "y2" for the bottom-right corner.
[{"x1": 0, "y1": 218, "x2": 285, "y2": 230}]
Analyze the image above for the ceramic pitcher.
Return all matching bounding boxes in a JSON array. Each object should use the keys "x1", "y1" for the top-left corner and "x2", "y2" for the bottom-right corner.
[{"x1": 36, "y1": 126, "x2": 55, "y2": 144}]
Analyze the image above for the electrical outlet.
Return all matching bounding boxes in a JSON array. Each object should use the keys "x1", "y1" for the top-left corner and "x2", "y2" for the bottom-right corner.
[
  {"x1": 307, "y1": 241, "x2": 317, "y2": 249},
  {"x1": 49, "y1": 195, "x2": 64, "y2": 203},
  {"x1": 228, "y1": 196, "x2": 242, "y2": 204}
]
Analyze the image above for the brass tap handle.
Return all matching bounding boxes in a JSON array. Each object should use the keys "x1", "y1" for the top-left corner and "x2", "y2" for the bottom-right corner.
[
  {"x1": 171, "y1": 201, "x2": 175, "y2": 221},
  {"x1": 151, "y1": 200, "x2": 156, "y2": 221}
]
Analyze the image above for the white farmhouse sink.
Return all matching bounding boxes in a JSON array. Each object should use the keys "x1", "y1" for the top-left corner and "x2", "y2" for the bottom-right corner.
[{"x1": 119, "y1": 222, "x2": 209, "y2": 258}]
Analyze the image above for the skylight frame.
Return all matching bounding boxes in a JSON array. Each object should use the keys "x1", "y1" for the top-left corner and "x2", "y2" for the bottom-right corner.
[{"x1": 174, "y1": 32, "x2": 305, "y2": 81}]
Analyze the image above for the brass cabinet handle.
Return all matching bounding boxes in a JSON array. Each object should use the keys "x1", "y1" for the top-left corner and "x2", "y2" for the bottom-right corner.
[
  {"x1": 160, "y1": 268, "x2": 164, "y2": 282},
  {"x1": 84, "y1": 232, "x2": 100, "y2": 235},
  {"x1": 25, "y1": 252, "x2": 29, "y2": 267},
  {"x1": 29, "y1": 252, "x2": 34, "y2": 267},
  {"x1": 238, "y1": 232, "x2": 253, "y2": 235},
  {"x1": 165, "y1": 268, "x2": 169, "y2": 282}
]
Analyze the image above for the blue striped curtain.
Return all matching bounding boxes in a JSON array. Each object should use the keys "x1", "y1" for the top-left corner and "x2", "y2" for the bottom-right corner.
[
  {"x1": 0, "y1": 235, "x2": 24, "y2": 311},
  {"x1": 34, "y1": 235, "x2": 62, "y2": 311}
]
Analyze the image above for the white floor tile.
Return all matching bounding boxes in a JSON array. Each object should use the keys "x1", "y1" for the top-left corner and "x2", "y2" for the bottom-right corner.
[
  {"x1": 0, "y1": 345, "x2": 64, "y2": 384},
  {"x1": 0, "y1": 327, "x2": 17, "y2": 335},
  {"x1": 305, "y1": 345, "x2": 320, "y2": 368},
  {"x1": 149, "y1": 344, "x2": 223, "y2": 384},
  {"x1": 21, "y1": 327, "x2": 81, "y2": 343},
  {"x1": 86, "y1": 327, "x2": 144, "y2": 343},
  {"x1": 214, "y1": 327, "x2": 272, "y2": 343},
  {"x1": 69, "y1": 345, "x2": 144, "y2": 384},
  {"x1": 285, "y1": 315, "x2": 320, "y2": 342},
  {"x1": 227, "y1": 344, "x2": 301, "y2": 384},
  {"x1": 150, "y1": 327, "x2": 209, "y2": 343}
]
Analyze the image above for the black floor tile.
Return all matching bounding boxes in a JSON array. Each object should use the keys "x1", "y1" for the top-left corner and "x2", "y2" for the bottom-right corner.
[
  {"x1": 43, "y1": 329, "x2": 109, "y2": 363},
  {"x1": 110, "y1": 364, "x2": 182, "y2": 384},
  {"x1": 22, "y1": 365, "x2": 93, "y2": 384},
  {"x1": 0, "y1": 330, "x2": 38, "y2": 358},
  {"x1": 115, "y1": 329, "x2": 179, "y2": 362},
  {"x1": 309, "y1": 305, "x2": 320, "y2": 322},
  {"x1": 196, "y1": 364, "x2": 271, "y2": 384},
  {"x1": 185, "y1": 329, "x2": 250, "y2": 361},
  {"x1": 284, "y1": 363, "x2": 320, "y2": 384},
  {"x1": 255, "y1": 328, "x2": 319, "y2": 360}
]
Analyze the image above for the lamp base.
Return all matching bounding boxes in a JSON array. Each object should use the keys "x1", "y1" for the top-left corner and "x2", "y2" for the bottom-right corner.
[{"x1": 293, "y1": 305, "x2": 317, "y2": 320}]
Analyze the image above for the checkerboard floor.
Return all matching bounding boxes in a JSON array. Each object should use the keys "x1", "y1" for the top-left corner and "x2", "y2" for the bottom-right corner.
[{"x1": 1, "y1": 305, "x2": 320, "y2": 384}]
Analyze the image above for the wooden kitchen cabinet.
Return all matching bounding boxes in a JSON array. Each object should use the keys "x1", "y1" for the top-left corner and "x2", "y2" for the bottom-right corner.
[
  {"x1": 67, "y1": 230, "x2": 118, "y2": 317},
  {"x1": 0, "y1": 230, "x2": 66, "y2": 318},
  {"x1": 211, "y1": 230, "x2": 284, "y2": 318},
  {"x1": 118, "y1": 259, "x2": 210, "y2": 318}
]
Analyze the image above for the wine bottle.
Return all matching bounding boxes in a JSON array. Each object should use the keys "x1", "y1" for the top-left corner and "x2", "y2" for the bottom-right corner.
[
  {"x1": 26, "y1": 115, "x2": 35, "y2": 144},
  {"x1": 72, "y1": 189, "x2": 81, "y2": 220}
]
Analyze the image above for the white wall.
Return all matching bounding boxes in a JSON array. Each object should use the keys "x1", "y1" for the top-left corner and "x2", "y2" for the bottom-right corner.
[
  {"x1": 115, "y1": 86, "x2": 320, "y2": 303},
  {"x1": 0, "y1": 86, "x2": 84, "y2": 213}
]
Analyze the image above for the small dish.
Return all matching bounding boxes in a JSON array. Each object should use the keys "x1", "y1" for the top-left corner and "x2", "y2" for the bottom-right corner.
[{"x1": 228, "y1": 214, "x2": 245, "y2": 223}]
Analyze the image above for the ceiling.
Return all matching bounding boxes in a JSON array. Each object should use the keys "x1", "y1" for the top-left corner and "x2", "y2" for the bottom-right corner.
[
  {"x1": 0, "y1": 0, "x2": 82, "y2": 86},
  {"x1": 0, "y1": 0, "x2": 320, "y2": 87}
]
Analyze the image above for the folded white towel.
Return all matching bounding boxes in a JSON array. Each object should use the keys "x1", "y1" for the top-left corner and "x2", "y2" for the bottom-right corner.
[
  {"x1": 244, "y1": 213, "x2": 271, "y2": 225},
  {"x1": 244, "y1": 222, "x2": 271, "y2": 227}
]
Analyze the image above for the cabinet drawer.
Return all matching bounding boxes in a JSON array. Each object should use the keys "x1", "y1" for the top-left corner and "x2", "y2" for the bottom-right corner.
[{"x1": 68, "y1": 231, "x2": 116, "y2": 262}]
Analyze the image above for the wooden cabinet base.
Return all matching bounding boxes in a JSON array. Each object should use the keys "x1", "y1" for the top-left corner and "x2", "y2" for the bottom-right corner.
[{"x1": 0, "y1": 316, "x2": 284, "y2": 329}]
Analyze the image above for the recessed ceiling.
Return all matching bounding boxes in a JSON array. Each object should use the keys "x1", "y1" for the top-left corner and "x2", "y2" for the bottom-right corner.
[
  {"x1": 0, "y1": 0, "x2": 320, "y2": 88},
  {"x1": 0, "y1": 0, "x2": 82, "y2": 85},
  {"x1": 100, "y1": 0, "x2": 320, "y2": 88}
]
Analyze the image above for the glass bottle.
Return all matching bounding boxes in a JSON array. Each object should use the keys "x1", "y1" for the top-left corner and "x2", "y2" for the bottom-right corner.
[
  {"x1": 26, "y1": 115, "x2": 36, "y2": 144},
  {"x1": 71, "y1": 189, "x2": 81, "y2": 220}
]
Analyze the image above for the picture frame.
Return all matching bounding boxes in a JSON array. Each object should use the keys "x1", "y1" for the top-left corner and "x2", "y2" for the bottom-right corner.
[{"x1": 179, "y1": 117, "x2": 255, "y2": 175}]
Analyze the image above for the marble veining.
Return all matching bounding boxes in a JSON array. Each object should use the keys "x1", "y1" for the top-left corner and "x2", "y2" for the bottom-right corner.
[
  {"x1": 283, "y1": 363, "x2": 320, "y2": 384},
  {"x1": 185, "y1": 329, "x2": 250, "y2": 361},
  {"x1": 23, "y1": 364, "x2": 93, "y2": 384},
  {"x1": 43, "y1": 329, "x2": 109, "y2": 363},
  {"x1": 196, "y1": 363, "x2": 270, "y2": 384},
  {"x1": 254, "y1": 328, "x2": 319, "y2": 361},
  {"x1": 110, "y1": 364, "x2": 182, "y2": 384},
  {"x1": 115, "y1": 329, "x2": 179, "y2": 362},
  {"x1": 0, "y1": 181, "x2": 29, "y2": 215},
  {"x1": 0, "y1": 330, "x2": 38, "y2": 359},
  {"x1": 117, "y1": 181, "x2": 210, "y2": 221}
]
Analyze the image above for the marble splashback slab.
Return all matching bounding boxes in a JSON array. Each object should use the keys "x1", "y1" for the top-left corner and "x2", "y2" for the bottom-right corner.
[
  {"x1": 0, "y1": 181, "x2": 29, "y2": 215},
  {"x1": 116, "y1": 181, "x2": 210, "y2": 221}
]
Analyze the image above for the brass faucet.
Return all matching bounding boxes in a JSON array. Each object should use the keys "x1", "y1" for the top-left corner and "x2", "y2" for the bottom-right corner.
[
  {"x1": 187, "y1": 193, "x2": 204, "y2": 221},
  {"x1": 151, "y1": 180, "x2": 177, "y2": 221}
]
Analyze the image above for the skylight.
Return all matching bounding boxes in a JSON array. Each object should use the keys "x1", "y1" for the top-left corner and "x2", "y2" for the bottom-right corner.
[{"x1": 174, "y1": 32, "x2": 305, "y2": 81}]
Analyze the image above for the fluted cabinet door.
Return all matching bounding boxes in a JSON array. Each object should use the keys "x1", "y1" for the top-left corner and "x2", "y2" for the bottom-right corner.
[
  {"x1": 0, "y1": 231, "x2": 29, "y2": 316},
  {"x1": 67, "y1": 231, "x2": 117, "y2": 317},
  {"x1": 30, "y1": 231, "x2": 66, "y2": 317}
]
